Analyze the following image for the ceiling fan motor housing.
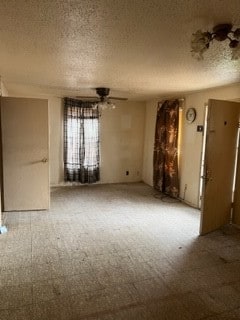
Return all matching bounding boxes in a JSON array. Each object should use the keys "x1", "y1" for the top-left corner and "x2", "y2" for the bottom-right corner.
[
  {"x1": 96, "y1": 87, "x2": 110, "y2": 97},
  {"x1": 75, "y1": 87, "x2": 127, "y2": 101}
]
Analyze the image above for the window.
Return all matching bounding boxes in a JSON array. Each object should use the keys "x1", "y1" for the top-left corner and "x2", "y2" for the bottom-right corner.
[{"x1": 64, "y1": 98, "x2": 100, "y2": 183}]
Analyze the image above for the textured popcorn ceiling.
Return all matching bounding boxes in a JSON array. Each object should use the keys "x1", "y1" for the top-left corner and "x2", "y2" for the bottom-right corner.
[{"x1": 0, "y1": 0, "x2": 240, "y2": 100}]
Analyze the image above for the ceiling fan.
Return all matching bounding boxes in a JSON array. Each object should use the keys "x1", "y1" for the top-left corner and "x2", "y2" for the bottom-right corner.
[
  {"x1": 76, "y1": 87, "x2": 127, "y2": 110},
  {"x1": 76, "y1": 87, "x2": 128, "y2": 102}
]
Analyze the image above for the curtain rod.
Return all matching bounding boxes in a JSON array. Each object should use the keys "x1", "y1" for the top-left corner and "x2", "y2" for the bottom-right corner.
[
  {"x1": 159, "y1": 98, "x2": 185, "y2": 102},
  {"x1": 158, "y1": 98, "x2": 185, "y2": 111}
]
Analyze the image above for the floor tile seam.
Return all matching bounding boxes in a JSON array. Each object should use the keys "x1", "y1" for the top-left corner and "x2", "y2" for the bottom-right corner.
[
  {"x1": 74, "y1": 291, "x2": 208, "y2": 319},
  {"x1": 176, "y1": 280, "x2": 240, "y2": 294},
  {"x1": 222, "y1": 279, "x2": 240, "y2": 288},
  {"x1": 26, "y1": 284, "x2": 182, "y2": 307},
  {"x1": 0, "y1": 264, "x2": 32, "y2": 273},
  {"x1": 198, "y1": 305, "x2": 240, "y2": 320},
  {"x1": 131, "y1": 275, "x2": 172, "y2": 289},
  {"x1": 0, "y1": 280, "x2": 145, "y2": 302},
  {"x1": 174, "y1": 261, "x2": 238, "y2": 277},
  {"x1": 0, "y1": 300, "x2": 33, "y2": 312},
  {"x1": 70, "y1": 288, "x2": 197, "y2": 308},
  {"x1": 104, "y1": 274, "x2": 156, "y2": 284},
  {"x1": 0, "y1": 268, "x2": 100, "y2": 283},
  {"x1": 151, "y1": 283, "x2": 225, "y2": 297},
  {"x1": 205, "y1": 243, "x2": 240, "y2": 250},
  {"x1": 70, "y1": 299, "x2": 152, "y2": 319},
  {"x1": 179, "y1": 286, "x2": 240, "y2": 311},
  {"x1": 30, "y1": 277, "x2": 104, "y2": 290},
  {"x1": 131, "y1": 283, "x2": 184, "y2": 300},
  {"x1": 0, "y1": 280, "x2": 34, "y2": 288},
  {"x1": 1, "y1": 299, "x2": 73, "y2": 314},
  {"x1": 191, "y1": 282, "x2": 240, "y2": 293},
  {"x1": 168, "y1": 261, "x2": 232, "y2": 275}
]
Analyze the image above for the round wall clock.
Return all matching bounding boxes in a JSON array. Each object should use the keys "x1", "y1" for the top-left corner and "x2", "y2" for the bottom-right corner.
[{"x1": 186, "y1": 107, "x2": 196, "y2": 123}]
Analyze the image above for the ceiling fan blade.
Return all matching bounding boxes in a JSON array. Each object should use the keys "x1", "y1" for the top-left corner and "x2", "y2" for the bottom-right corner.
[
  {"x1": 75, "y1": 86, "x2": 128, "y2": 101},
  {"x1": 75, "y1": 96, "x2": 98, "y2": 99},
  {"x1": 109, "y1": 96, "x2": 128, "y2": 101},
  {"x1": 75, "y1": 95, "x2": 128, "y2": 101}
]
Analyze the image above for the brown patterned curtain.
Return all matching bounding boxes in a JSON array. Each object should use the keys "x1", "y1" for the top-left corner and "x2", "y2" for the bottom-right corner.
[
  {"x1": 64, "y1": 98, "x2": 100, "y2": 183},
  {"x1": 153, "y1": 100, "x2": 179, "y2": 198}
]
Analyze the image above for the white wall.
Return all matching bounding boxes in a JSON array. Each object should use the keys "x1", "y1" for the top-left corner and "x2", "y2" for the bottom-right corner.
[
  {"x1": 100, "y1": 101, "x2": 145, "y2": 183},
  {"x1": 143, "y1": 83, "x2": 240, "y2": 208},
  {"x1": 50, "y1": 99, "x2": 146, "y2": 185}
]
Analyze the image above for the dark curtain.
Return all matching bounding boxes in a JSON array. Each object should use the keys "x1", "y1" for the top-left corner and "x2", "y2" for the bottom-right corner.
[
  {"x1": 153, "y1": 100, "x2": 179, "y2": 198},
  {"x1": 64, "y1": 98, "x2": 100, "y2": 183}
]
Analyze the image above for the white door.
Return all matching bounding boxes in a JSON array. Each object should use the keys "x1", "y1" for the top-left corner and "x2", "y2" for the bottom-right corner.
[
  {"x1": 1, "y1": 97, "x2": 49, "y2": 211},
  {"x1": 200, "y1": 99, "x2": 240, "y2": 235}
]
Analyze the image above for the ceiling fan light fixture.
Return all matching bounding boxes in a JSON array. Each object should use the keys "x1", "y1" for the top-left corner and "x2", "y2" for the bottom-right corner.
[
  {"x1": 92, "y1": 100, "x2": 116, "y2": 111},
  {"x1": 92, "y1": 87, "x2": 117, "y2": 111},
  {"x1": 191, "y1": 24, "x2": 240, "y2": 60}
]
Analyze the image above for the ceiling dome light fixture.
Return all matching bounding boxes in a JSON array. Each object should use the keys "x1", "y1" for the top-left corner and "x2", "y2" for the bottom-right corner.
[{"x1": 191, "y1": 24, "x2": 240, "y2": 60}]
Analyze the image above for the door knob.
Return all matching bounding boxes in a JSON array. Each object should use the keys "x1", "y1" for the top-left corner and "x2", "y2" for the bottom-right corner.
[{"x1": 41, "y1": 158, "x2": 48, "y2": 163}]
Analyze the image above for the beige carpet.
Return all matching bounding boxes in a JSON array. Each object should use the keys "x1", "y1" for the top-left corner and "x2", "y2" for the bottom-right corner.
[{"x1": 1, "y1": 182, "x2": 240, "y2": 319}]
